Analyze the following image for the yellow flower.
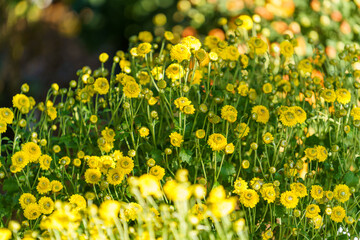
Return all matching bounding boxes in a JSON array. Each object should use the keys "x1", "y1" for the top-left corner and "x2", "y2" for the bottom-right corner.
[
  {"x1": 151, "y1": 66, "x2": 164, "y2": 80},
  {"x1": 240, "y1": 189, "x2": 259, "y2": 208},
  {"x1": 345, "y1": 216, "x2": 355, "y2": 225},
  {"x1": 94, "y1": 77, "x2": 109, "y2": 95},
  {"x1": 107, "y1": 168, "x2": 125, "y2": 185},
  {"x1": 22, "y1": 142, "x2": 41, "y2": 163},
  {"x1": 169, "y1": 132, "x2": 183, "y2": 147},
  {"x1": 221, "y1": 105, "x2": 238, "y2": 123},
  {"x1": 321, "y1": 89, "x2": 336, "y2": 102},
  {"x1": 262, "y1": 83, "x2": 273, "y2": 94},
  {"x1": 69, "y1": 194, "x2": 86, "y2": 211},
  {"x1": 117, "y1": 156, "x2": 134, "y2": 174},
  {"x1": 248, "y1": 37, "x2": 268, "y2": 55},
  {"x1": 350, "y1": 107, "x2": 360, "y2": 120},
  {"x1": 280, "y1": 40, "x2": 294, "y2": 57},
  {"x1": 306, "y1": 204, "x2": 320, "y2": 219},
  {"x1": 0, "y1": 228, "x2": 11, "y2": 240},
  {"x1": 237, "y1": 15, "x2": 253, "y2": 30},
  {"x1": 59, "y1": 156, "x2": 71, "y2": 166},
  {"x1": 164, "y1": 180, "x2": 191, "y2": 201},
  {"x1": 99, "y1": 200, "x2": 121, "y2": 225},
  {"x1": 261, "y1": 229, "x2": 273, "y2": 240},
  {"x1": 137, "y1": 71, "x2": 151, "y2": 85},
  {"x1": 85, "y1": 168, "x2": 102, "y2": 184},
  {"x1": 280, "y1": 191, "x2": 299, "y2": 209},
  {"x1": 138, "y1": 31, "x2": 153, "y2": 42},
  {"x1": 235, "y1": 123, "x2": 250, "y2": 138},
  {"x1": 252, "y1": 105, "x2": 270, "y2": 124},
  {"x1": 73, "y1": 158, "x2": 81, "y2": 167},
  {"x1": 51, "y1": 180, "x2": 63, "y2": 192},
  {"x1": 149, "y1": 165, "x2": 165, "y2": 181},
  {"x1": 12, "y1": 94, "x2": 30, "y2": 112},
  {"x1": 305, "y1": 147, "x2": 317, "y2": 160},
  {"x1": 210, "y1": 197, "x2": 237, "y2": 218},
  {"x1": 46, "y1": 106, "x2": 57, "y2": 120},
  {"x1": 316, "y1": 145, "x2": 328, "y2": 162},
  {"x1": 123, "y1": 81, "x2": 140, "y2": 98},
  {"x1": 310, "y1": 185, "x2": 324, "y2": 200},
  {"x1": 99, "y1": 52, "x2": 109, "y2": 62},
  {"x1": 325, "y1": 190, "x2": 334, "y2": 200},
  {"x1": 208, "y1": 185, "x2": 226, "y2": 203},
  {"x1": 331, "y1": 206, "x2": 346, "y2": 222},
  {"x1": 38, "y1": 197, "x2": 54, "y2": 215},
  {"x1": 19, "y1": 193, "x2": 36, "y2": 209},
  {"x1": 183, "y1": 104, "x2": 195, "y2": 115},
  {"x1": 226, "y1": 45, "x2": 240, "y2": 61},
  {"x1": 174, "y1": 97, "x2": 191, "y2": 110},
  {"x1": 225, "y1": 143, "x2": 235, "y2": 154},
  {"x1": 262, "y1": 132, "x2": 274, "y2": 144},
  {"x1": 291, "y1": 106, "x2": 307, "y2": 124},
  {"x1": 0, "y1": 108, "x2": 14, "y2": 124},
  {"x1": 191, "y1": 203, "x2": 208, "y2": 220},
  {"x1": 0, "y1": 121, "x2": 6, "y2": 134},
  {"x1": 36, "y1": 177, "x2": 51, "y2": 194},
  {"x1": 195, "y1": 129, "x2": 206, "y2": 139},
  {"x1": 233, "y1": 178, "x2": 248, "y2": 195},
  {"x1": 139, "y1": 127, "x2": 149, "y2": 137},
  {"x1": 116, "y1": 73, "x2": 136, "y2": 85},
  {"x1": 121, "y1": 202, "x2": 143, "y2": 221},
  {"x1": 261, "y1": 185, "x2": 276, "y2": 203},
  {"x1": 240, "y1": 55, "x2": 249, "y2": 68},
  {"x1": 137, "y1": 42, "x2": 152, "y2": 57},
  {"x1": 164, "y1": 31, "x2": 174, "y2": 41},
  {"x1": 313, "y1": 215, "x2": 323, "y2": 229},
  {"x1": 24, "y1": 203, "x2": 41, "y2": 220},
  {"x1": 39, "y1": 154, "x2": 52, "y2": 170},
  {"x1": 181, "y1": 36, "x2": 201, "y2": 51},
  {"x1": 333, "y1": 184, "x2": 351, "y2": 203},
  {"x1": 138, "y1": 174, "x2": 162, "y2": 198},
  {"x1": 237, "y1": 82, "x2": 249, "y2": 96},
  {"x1": 298, "y1": 59, "x2": 312, "y2": 74},
  {"x1": 87, "y1": 156, "x2": 100, "y2": 168},
  {"x1": 170, "y1": 44, "x2": 191, "y2": 62},
  {"x1": 336, "y1": 88, "x2": 351, "y2": 104},
  {"x1": 204, "y1": 36, "x2": 220, "y2": 50},
  {"x1": 11, "y1": 151, "x2": 29, "y2": 169},
  {"x1": 290, "y1": 182, "x2": 308, "y2": 198},
  {"x1": 166, "y1": 63, "x2": 185, "y2": 82},
  {"x1": 279, "y1": 109, "x2": 297, "y2": 127},
  {"x1": 207, "y1": 133, "x2": 227, "y2": 151}
]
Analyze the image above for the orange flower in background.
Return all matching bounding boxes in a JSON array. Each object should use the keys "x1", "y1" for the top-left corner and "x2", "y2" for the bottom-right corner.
[
  {"x1": 208, "y1": 28, "x2": 225, "y2": 41},
  {"x1": 326, "y1": 46, "x2": 337, "y2": 59},
  {"x1": 182, "y1": 26, "x2": 197, "y2": 38},
  {"x1": 255, "y1": 7, "x2": 274, "y2": 20},
  {"x1": 331, "y1": 11, "x2": 342, "y2": 22},
  {"x1": 271, "y1": 21, "x2": 288, "y2": 34},
  {"x1": 311, "y1": 0, "x2": 321, "y2": 11},
  {"x1": 266, "y1": 0, "x2": 295, "y2": 18},
  {"x1": 289, "y1": 22, "x2": 301, "y2": 34},
  {"x1": 340, "y1": 21, "x2": 351, "y2": 35}
]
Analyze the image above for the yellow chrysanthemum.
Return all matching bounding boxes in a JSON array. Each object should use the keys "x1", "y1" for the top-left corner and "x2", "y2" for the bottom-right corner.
[
  {"x1": 310, "y1": 185, "x2": 324, "y2": 200},
  {"x1": 237, "y1": 15, "x2": 253, "y2": 30},
  {"x1": 36, "y1": 177, "x2": 51, "y2": 194},
  {"x1": 12, "y1": 94, "x2": 30, "y2": 112},
  {"x1": 0, "y1": 108, "x2": 14, "y2": 124},
  {"x1": 139, "y1": 127, "x2": 149, "y2": 137},
  {"x1": 19, "y1": 193, "x2": 36, "y2": 209},
  {"x1": 298, "y1": 59, "x2": 312, "y2": 74},
  {"x1": 85, "y1": 168, "x2": 102, "y2": 184},
  {"x1": 279, "y1": 109, "x2": 297, "y2": 127},
  {"x1": 305, "y1": 147, "x2": 318, "y2": 161},
  {"x1": 38, "y1": 197, "x2": 54, "y2": 215},
  {"x1": 280, "y1": 40, "x2": 294, "y2": 57},
  {"x1": 137, "y1": 42, "x2": 152, "y2": 57},
  {"x1": 151, "y1": 66, "x2": 163, "y2": 80},
  {"x1": 204, "y1": 35, "x2": 220, "y2": 50},
  {"x1": 262, "y1": 132, "x2": 274, "y2": 144},
  {"x1": 138, "y1": 174, "x2": 162, "y2": 198},
  {"x1": 321, "y1": 89, "x2": 336, "y2": 102},
  {"x1": 248, "y1": 37, "x2": 268, "y2": 55},
  {"x1": 11, "y1": 151, "x2": 29, "y2": 169},
  {"x1": 94, "y1": 77, "x2": 109, "y2": 95},
  {"x1": 69, "y1": 194, "x2": 86, "y2": 211},
  {"x1": 280, "y1": 191, "x2": 299, "y2": 209},
  {"x1": 169, "y1": 132, "x2": 183, "y2": 147},
  {"x1": 138, "y1": 31, "x2": 153, "y2": 42},
  {"x1": 252, "y1": 105, "x2": 270, "y2": 124},
  {"x1": 240, "y1": 189, "x2": 259, "y2": 208},
  {"x1": 170, "y1": 44, "x2": 191, "y2": 62},
  {"x1": 0, "y1": 228, "x2": 11, "y2": 240},
  {"x1": 261, "y1": 185, "x2": 276, "y2": 203},
  {"x1": 290, "y1": 182, "x2": 308, "y2": 198},
  {"x1": 262, "y1": 83, "x2": 273, "y2": 94},
  {"x1": 51, "y1": 180, "x2": 63, "y2": 192},
  {"x1": 174, "y1": 97, "x2": 191, "y2": 110},
  {"x1": 331, "y1": 206, "x2": 346, "y2": 222},
  {"x1": 149, "y1": 165, "x2": 165, "y2": 181},
  {"x1": 226, "y1": 45, "x2": 240, "y2": 61},
  {"x1": 235, "y1": 123, "x2": 250, "y2": 138},
  {"x1": 117, "y1": 156, "x2": 134, "y2": 174},
  {"x1": 39, "y1": 154, "x2": 52, "y2": 170},
  {"x1": 24, "y1": 203, "x2": 41, "y2": 220},
  {"x1": 207, "y1": 133, "x2": 227, "y2": 151},
  {"x1": 333, "y1": 184, "x2": 351, "y2": 203},
  {"x1": 233, "y1": 178, "x2": 248, "y2": 195},
  {"x1": 0, "y1": 121, "x2": 7, "y2": 133},
  {"x1": 291, "y1": 106, "x2": 307, "y2": 124},
  {"x1": 336, "y1": 88, "x2": 351, "y2": 104},
  {"x1": 221, "y1": 105, "x2": 238, "y2": 123},
  {"x1": 181, "y1": 36, "x2": 201, "y2": 51},
  {"x1": 316, "y1": 145, "x2": 328, "y2": 162},
  {"x1": 22, "y1": 142, "x2": 41, "y2": 163},
  {"x1": 351, "y1": 107, "x2": 360, "y2": 120},
  {"x1": 166, "y1": 63, "x2": 185, "y2": 82},
  {"x1": 313, "y1": 215, "x2": 323, "y2": 229},
  {"x1": 237, "y1": 82, "x2": 249, "y2": 96},
  {"x1": 107, "y1": 168, "x2": 125, "y2": 185},
  {"x1": 306, "y1": 204, "x2": 320, "y2": 219},
  {"x1": 123, "y1": 81, "x2": 140, "y2": 98}
]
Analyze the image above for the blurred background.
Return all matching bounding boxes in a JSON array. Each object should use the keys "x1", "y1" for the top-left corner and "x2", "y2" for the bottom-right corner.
[{"x1": 1, "y1": 0, "x2": 360, "y2": 107}]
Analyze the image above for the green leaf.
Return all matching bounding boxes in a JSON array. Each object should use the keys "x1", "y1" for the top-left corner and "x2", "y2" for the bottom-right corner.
[
  {"x1": 151, "y1": 149, "x2": 163, "y2": 162},
  {"x1": 2, "y1": 177, "x2": 19, "y2": 193},
  {"x1": 343, "y1": 171, "x2": 359, "y2": 187},
  {"x1": 275, "y1": 205, "x2": 285, "y2": 217},
  {"x1": 179, "y1": 149, "x2": 192, "y2": 164},
  {"x1": 220, "y1": 161, "x2": 236, "y2": 178}
]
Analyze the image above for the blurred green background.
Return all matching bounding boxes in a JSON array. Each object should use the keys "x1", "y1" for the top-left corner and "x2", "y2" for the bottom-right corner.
[{"x1": 0, "y1": 0, "x2": 177, "y2": 107}]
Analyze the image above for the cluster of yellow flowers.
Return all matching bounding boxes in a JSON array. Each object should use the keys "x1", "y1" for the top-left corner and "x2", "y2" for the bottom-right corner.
[{"x1": 1, "y1": 12, "x2": 360, "y2": 239}]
